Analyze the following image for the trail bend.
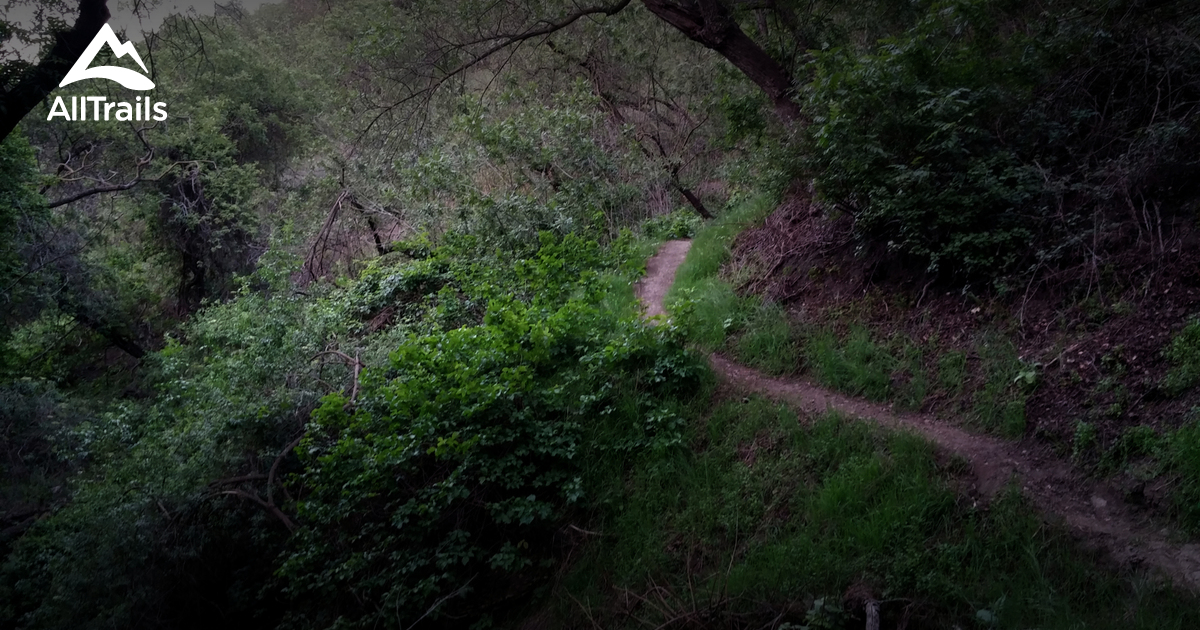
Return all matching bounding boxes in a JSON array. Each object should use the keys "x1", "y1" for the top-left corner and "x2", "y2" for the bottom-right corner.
[{"x1": 635, "y1": 238, "x2": 1200, "y2": 593}]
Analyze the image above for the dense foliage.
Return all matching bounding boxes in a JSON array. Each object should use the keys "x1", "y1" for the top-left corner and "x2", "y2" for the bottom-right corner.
[
  {"x1": 805, "y1": 0, "x2": 1200, "y2": 283},
  {"x1": 3, "y1": 0, "x2": 1200, "y2": 628},
  {"x1": 280, "y1": 253, "x2": 702, "y2": 627}
]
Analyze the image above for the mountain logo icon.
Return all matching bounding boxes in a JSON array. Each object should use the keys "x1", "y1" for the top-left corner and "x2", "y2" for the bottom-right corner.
[{"x1": 59, "y1": 23, "x2": 155, "y2": 91}]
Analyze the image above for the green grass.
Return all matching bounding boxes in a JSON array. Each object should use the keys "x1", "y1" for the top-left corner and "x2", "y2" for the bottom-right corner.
[
  {"x1": 661, "y1": 194, "x2": 1131, "y2": 446},
  {"x1": 557, "y1": 396, "x2": 1200, "y2": 629},
  {"x1": 1068, "y1": 414, "x2": 1200, "y2": 536},
  {"x1": 665, "y1": 195, "x2": 776, "y2": 350},
  {"x1": 938, "y1": 349, "x2": 969, "y2": 397},
  {"x1": 669, "y1": 279, "x2": 747, "y2": 348},
  {"x1": 734, "y1": 300, "x2": 801, "y2": 375},
  {"x1": 1164, "y1": 318, "x2": 1200, "y2": 396},
  {"x1": 972, "y1": 332, "x2": 1030, "y2": 438},
  {"x1": 806, "y1": 326, "x2": 896, "y2": 402},
  {"x1": 1167, "y1": 416, "x2": 1200, "y2": 533},
  {"x1": 893, "y1": 335, "x2": 929, "y2": 411},
  {"x1": 664, "y1": 195, "x2": 1046, "y2": 425}
]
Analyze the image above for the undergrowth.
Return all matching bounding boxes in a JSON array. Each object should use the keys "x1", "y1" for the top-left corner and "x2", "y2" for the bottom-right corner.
[
  {"x1": 1170, "y1": 416, "x2": 1200, "y2": 533},
  {"x1": 669, "y1": 197, "x2": 1033, "y2": 434},
  {"x1": 1163, "y1": 318, "x2": 1200, "y2": 396},
  {"x1": 558, "y1": 397, "x2": 1200, "y2": 629},
  {"x1": 665, "y1": 196, "x2": 774, "y2": 348}
]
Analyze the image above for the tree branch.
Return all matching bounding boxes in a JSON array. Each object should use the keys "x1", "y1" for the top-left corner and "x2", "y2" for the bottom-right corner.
[
  {"x1": 267, "y1": 434, "x2": 304, "y2": 508},
  {"x1": 45, "y1": 154, "x2": 193, "y2": 209},
  {"x1": 215, "y1": 489, "x2": 297, "y2": 533},
  {"x1": 366, "y1": 0, "x2": 633, "y2": 136},
  {"x1": 0, "y1": 0, "x2": 110, "y2": 141},
  {"x1": 641, "y1": 0, "x2": 803, "y2": 125}
]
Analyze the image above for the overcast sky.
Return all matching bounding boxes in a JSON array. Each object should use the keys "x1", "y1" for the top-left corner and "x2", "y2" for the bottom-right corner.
[
  {"x1": 4, "y1": 1, "x2": 276, "y2": 58},
  {"x1": 109, "y1": 1, "x2": 276, "y2": 35}
]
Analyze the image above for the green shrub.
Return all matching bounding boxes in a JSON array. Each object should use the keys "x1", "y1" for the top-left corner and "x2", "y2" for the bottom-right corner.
[
  {"x1": 278, "y1": 297, "x2": 706, "y2": 629},
  {"x1": 0, "y1": 133, "x2": 48, "y2": 354},
  {"x1": 1, "y1": 230, "x2": 677, "y2": 630},
  {"x1": 1163, "y1": 318, "x2": 1200, "y2": 396},
  {"x1": 804, "y1": 0, "x2": 1200, "y2": 285},
  {"x1": 805, "y1": 2, "x2": 1042, "y2": 278},
  {"x1": 641, "y1": 210, "x2": 704, "y2": 240}
]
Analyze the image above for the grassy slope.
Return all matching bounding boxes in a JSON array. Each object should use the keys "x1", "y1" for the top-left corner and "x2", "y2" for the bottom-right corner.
[
  {"x1": 667, "y1": 196, "x2": 1200, "y2": 536},
  {"x1": 557, "y1": 396, "x2": 1198, "y2": 628},
  {"x1": 542, "y1": 199, "x2": 1200, "y2": 629}
]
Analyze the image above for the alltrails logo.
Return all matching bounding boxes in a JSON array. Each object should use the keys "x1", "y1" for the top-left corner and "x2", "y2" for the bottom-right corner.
[{"x1": 46, "y1": 24, "x2": 168, "y2": 122}]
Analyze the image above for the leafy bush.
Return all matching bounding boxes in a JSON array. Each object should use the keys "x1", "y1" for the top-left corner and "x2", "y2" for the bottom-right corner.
[
  {"x1": 805, "y1": 2, "x2": 1042, "y2": 278},
  {"x1": 1, "y1": 282, "x2": 346, "y2": 629},
  {"x1": 398, "y1": 83, "x2": 646, "y2": 249},
  {"x1": 2, "y1": 228, "x2": 700, "y2": 630},
  {"x1": 278, "y1": 298, "x2": 705, "y2": 629},
  {"x1": 641, "y1": 210, "x2": 704, "y2": 240},
  {"x1": 0, "y1": 133, "x2": 47, "y2": 350},
  {"x1": 804, "y1": 0, "x2": 1200, "y2": 284}
]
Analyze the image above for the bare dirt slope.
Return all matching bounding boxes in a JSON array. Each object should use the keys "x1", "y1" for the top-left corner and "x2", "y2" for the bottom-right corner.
[{"x1": 635, "y1": 239, "x2": 1200, "y2": 593}]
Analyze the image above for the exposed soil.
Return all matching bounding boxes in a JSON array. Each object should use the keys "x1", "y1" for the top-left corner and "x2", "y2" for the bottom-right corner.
[
  {"x1": 636, "y1": 239, "x2": 1200, "y2": 594},
  {"x1": 639, "y1": 239, "x2": 692, "y2": 319},
  {"x1": 732, "y1": 196, "x2": 1200, "y2": 452}
]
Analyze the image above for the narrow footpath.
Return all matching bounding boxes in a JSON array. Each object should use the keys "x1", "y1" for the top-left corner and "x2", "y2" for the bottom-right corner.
[{"x1": 636, "y1": 239, "x2": 1200, "y2": 593}]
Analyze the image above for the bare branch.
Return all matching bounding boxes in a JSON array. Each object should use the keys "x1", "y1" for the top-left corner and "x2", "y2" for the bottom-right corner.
[
  {"x1": 209, "y1": 474, "x2": 269, "y2": 486},
  {"x1": 267, "y1": 434, "x2": 304, "y2": 508},
  {"x1": 364, "y1": 0, "x2": 633, "y2": 136},
  {"x1": 45, "y1": 156, "x2": 199, "y2": 209},
  {"x1": 214, "y1": 489, "x2": 297, "y2": 532}
]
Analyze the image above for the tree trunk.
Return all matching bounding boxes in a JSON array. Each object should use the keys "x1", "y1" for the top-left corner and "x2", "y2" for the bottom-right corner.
[
  {"x1": 675, "y1": 183, "x2": 714, "y2": 219},
  {"x1": 641, "y1": 0, "x2": 804, "y2": 125},
  {"x1": 0, "y1": 0, "x2": 110, "y2": 141},
  {"x1": 366, "y1": 216, "x2": 387, "y2": 256}
]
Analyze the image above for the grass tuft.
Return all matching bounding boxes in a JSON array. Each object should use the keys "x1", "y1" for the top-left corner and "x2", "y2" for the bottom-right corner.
[
  {"x1": 806, "y1": 326, "x2": 895, "y2": 402},
  {"x1": 734, "y1": 300, "x2": 800, "y2": 375},
  {"x1": 1167, "y1": 415, "x2": 1200, "y2": 533},
  {"x1": 1163, "y1": 318, "x2": 1200, "y2": 396},
  {"x1": 560, "y1": 396, "x2": 1200, "y2": 629},
  {"x1": 665, "y1": 196, "x2": 776, "y2": 350}
]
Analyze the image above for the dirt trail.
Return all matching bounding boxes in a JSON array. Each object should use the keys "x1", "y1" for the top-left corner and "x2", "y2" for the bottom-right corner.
[
  {"x1": 639, "y1": 239, "x2": 691, "y2": 319},
  {"x1": 635, "y1": 239, "x2": 1200, "y2": 593}
]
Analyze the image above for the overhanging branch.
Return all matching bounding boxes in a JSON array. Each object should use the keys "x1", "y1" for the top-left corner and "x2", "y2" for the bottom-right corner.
[
  {"x1": 365, "y1": 0, "x2": 633, "y2": 136},
  {"x1": 46, "y1": 154, "x2": 196, "y2": 208},
  {"x1": 0, "y1": 0, "x2": 110, "y2": 141}
]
